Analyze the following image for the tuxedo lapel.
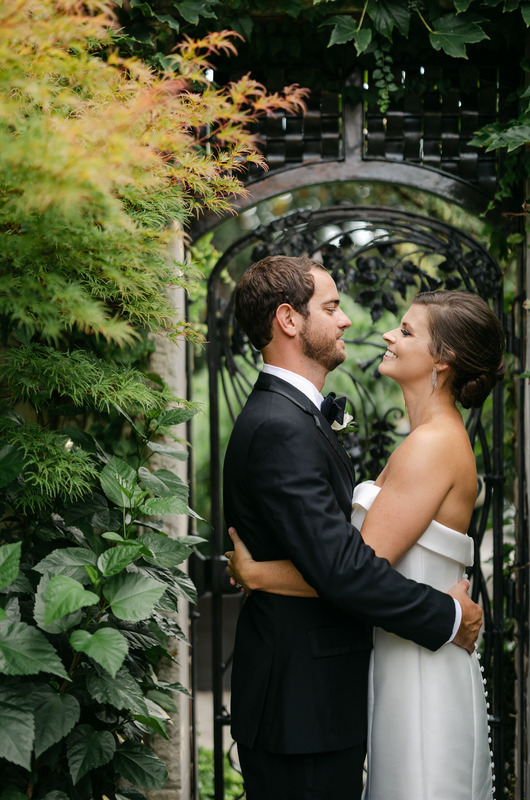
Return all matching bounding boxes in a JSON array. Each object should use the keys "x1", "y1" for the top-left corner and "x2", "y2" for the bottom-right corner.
[{"x1": 255, "y1": 373, "x2": 355, "y2": 489}]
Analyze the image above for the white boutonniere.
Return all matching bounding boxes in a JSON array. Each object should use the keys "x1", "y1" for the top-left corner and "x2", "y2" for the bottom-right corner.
[{"x1": 331, "y1": 412, "x2": 357, "y2": 435}]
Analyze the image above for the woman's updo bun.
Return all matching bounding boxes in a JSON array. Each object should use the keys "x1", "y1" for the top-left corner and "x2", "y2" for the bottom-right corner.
[
  {"x1": 457, "y1": 372, "x2": 498, "y2": 410},
  {"x1": 412, "y1": 291, "x2": 506, "y2": 409}
]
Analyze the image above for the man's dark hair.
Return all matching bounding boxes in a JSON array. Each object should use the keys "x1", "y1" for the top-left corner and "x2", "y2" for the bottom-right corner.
[{"x1": 235, "y1": 255, "x2": 327, "y2": 350}]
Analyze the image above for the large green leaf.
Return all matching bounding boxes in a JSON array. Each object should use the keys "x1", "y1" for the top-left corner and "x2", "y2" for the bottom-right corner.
[
  {"x1": 145, "y1": 441, "x2": 188, "y2": 460},
  {"x1": 34, "y1": 575, "x2": 82, "y2": 634},
  {"x1": 132, "y1": 698, "x2": 171, "y2": 738},
  {"x1": 70, "y1": 627, "x2": 128, "y2": 677},
  {"x1": 0, "y1": 571, "x2": 33, "y2": 596},
  {"x1": 100, "y1": 456, "x2": 142, "y2": 508},
  {"x1": 0, "y1": 621, "x2": 67, "y2": 677},
  {"x1": 152, "y1": 12, "x2": 180, "y2": 31},
  {"x1": 66, "y1": 724, "x2": 116, "y2": 784},
  {"x1": 367, "y1": 0, "x2": 410, "y2": 38},
  {"x1": 113, "y1": 742, "x2": 168, "y2": 790},
  {"x1": 140, "y1": 531, "x2": 192, "y2": 568},
  {"x1": 0, "y1": 444, "x2": 25, "y2": 488},
  {"x1": 139, "y1": 496, "x2": 188, "y2": 516},
  {"x1": 86, "y1": 667, "x2": 148, "y2": 714},
  {"x1": 429, "y1": 13, "x2": 489, "y2": 58},
  {"x1": 1, "y1": 597, "x2": 20, "y2": 623},
  {"x1": 0, "y1": 543, "x2": 21, "y2": 590},
  {"x1": 34, "y1": 547, "x2": 97, "y2": 583},
  {"x1": 138, "y1": 467, "x2": 188, "y2": 500},
  {"x1": 32, "y1": 685, "x2": 80, "y2": 757},
  {"x1": 153, "y1": 406, "x2": 197, "y2": 427},
  {"x1": 103, "y1": 573, "x2": 166, "y2": 621},
  {"x1": 0, "y1": 684, "x2": 35, "y2": 769},
  {"x1": 44, "y1": 576, "x2": 99, "y2": 624},
  {"x1": 170, "y1": 569, "x2": 198, "y2": 604},
  {"x1": 97, "y1": 543, "x2": 144, "y2": 577},
  {"x1": 325, "y1": 15, "x2": 372, "y2": 53},
  {"x1": 173, "y1": 0, "x2": 217, "y2": 24}
]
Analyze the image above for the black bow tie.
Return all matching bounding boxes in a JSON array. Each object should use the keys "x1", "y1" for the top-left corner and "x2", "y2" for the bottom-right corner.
[{"x1": 321, "y1": 392, "x2": 346, "y2": 425}]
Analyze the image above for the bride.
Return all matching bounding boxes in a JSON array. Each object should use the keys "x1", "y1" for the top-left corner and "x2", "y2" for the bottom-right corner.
[{"x1": 226, "y1": 290, "x2": 505, "y2": 799}]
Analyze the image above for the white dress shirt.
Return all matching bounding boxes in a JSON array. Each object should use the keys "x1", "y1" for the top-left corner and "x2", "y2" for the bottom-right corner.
[{"x1": 261, "y1": 364, "x2": 461, "y2": 642}]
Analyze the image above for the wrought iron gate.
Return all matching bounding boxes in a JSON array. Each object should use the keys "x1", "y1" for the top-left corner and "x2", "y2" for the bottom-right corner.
[
  {"x1": 189, "y1": 200, "x2": 527, "y2": 799},
  {"x1": 188, "y1": 55, "x2": 527, "y2": 798}
]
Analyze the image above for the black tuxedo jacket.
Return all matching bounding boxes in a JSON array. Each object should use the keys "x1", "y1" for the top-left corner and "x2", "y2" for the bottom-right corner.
[{"x1": 223, "y1": 372, "x2": 455, "y2": 755}]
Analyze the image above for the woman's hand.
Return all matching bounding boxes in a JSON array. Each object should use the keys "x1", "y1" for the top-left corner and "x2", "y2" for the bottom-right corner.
[
  {"x1": 224, "y1": 527, "x2": 318, "y2": 598},
  {"x1": 225, "y1": 527, "x2": 255, "y2": 594}
]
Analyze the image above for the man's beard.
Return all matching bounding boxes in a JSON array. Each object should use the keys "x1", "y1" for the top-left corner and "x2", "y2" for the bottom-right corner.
[{"x1": 300, "y1": 320, "x2": 346, "y2": 372}]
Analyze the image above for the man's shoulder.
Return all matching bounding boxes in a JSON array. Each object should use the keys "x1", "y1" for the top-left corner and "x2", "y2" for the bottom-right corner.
[{"x1": 240, "y1": 379, "x2": 318, "y2": 424}]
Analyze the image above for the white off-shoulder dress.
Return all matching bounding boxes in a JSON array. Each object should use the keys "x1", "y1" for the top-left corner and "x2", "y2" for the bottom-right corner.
[{"x1": 353, "y1": 481, "x2": 494, "y2": 800}]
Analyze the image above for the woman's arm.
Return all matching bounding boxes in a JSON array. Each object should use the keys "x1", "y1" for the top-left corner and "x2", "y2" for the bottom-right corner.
[
  {"x1": 361, "y1": 427, "x2": 473, "y2": 564},
  {"x1": 225, "y1": 528, "x2": 318, "y2": 597}
]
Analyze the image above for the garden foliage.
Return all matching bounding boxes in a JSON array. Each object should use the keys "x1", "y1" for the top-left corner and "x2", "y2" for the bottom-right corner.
[{"x1": 0, "y1": 1, "x2": 306, "y2": 797}]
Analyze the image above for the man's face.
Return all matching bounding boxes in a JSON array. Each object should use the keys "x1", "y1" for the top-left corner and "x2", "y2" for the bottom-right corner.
[{"x1": 299, "y1": 268, "x2": 351, "y2": 372}]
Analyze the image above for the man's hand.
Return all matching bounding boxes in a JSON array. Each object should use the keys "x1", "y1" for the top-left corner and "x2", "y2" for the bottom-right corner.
[{"x1": 449, "y1": 578, "x2": 482, "y2": 654}]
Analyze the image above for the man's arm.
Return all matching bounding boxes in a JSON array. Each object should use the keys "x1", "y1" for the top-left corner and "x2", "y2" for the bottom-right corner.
[{"x1": 239, "y1": 414, "x2": 459, "y2": 651}]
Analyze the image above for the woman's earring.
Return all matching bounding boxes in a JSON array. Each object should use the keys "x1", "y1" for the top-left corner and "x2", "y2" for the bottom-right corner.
[{"x1": 432, "y1": 365, "x2": 438, "y2": 390}]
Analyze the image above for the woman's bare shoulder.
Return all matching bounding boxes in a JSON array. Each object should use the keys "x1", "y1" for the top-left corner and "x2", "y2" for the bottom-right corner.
[{"x1": 386, "y1": 417, "x2": 473, "y2": 476}]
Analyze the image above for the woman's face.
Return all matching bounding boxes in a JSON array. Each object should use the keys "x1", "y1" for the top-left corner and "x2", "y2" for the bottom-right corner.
[{"x1": 378, "y1": 303, "x2": 436, "y2": 388}]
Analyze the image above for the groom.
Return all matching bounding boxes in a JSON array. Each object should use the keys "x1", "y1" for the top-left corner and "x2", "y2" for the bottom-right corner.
[{"x1": 223, "y1": 255, "x2": 482, "y2": 800}]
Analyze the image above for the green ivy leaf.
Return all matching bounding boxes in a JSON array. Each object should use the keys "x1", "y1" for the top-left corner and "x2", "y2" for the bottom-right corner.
[
  {"x1": 0, "y1": 684, "x2": 35, "y2": 769},
  {"x1": 44, "y1": 576, "x2": 99, "y2": 624},
  {"x1": 140, "y1": 531, "x2": 192, "y2": 568},
  {"x1": 70, "y1": 627, "x2": 128, "y2": 677},
  {"x1": 429, "y1": 13, "x2": 489, "y2": 58},
  {"x1": 97, "y1": 543, "x2": 144, "y2": 577},
  {"x1": 152, "y1": 12, "x2": 180, "y2": 31},
  {"x1": 176, "y1": 0, "x2": 218, "y2": 25},
  {"x1": 32, "y1": 686, "x2": 80, "y2": 757},
  {"x1": 522, "y1": 2, "x2": 530, "y2": 25},
  {"x1": 113, "y1": 741, "x2": 168, "y2": 790},
  {"x1": 34, "y1": 547, "x2": 97, "y2": 583},
  {"x1": 0, "y1": 444, "x2": 25, "y2": 488},
  {"x1": 130, "y1": 0, "x2": 154, "y2": 15},
  {"x1": 0, "y1": 621, "x2": 67, "y2": 677},
  {"x1": 103, "y1": 573, "x2": 166, "y2": 620},
  {"x1": 322, "y1": 14, "x2": 359, "y2": 47},
  {"x1": 86, "y1": 666, "x2": 148, "y2": 714},
  {"x1": 367, "y1": 0, "x2": 410, "y2": 38},
  {"x1": 66, "y1": 724, "x2": 116, "y2": 784},
  {"x1": 0, "y1": 543, "x2": 21, "y2": 590},
  {"x1": 100, "y1": 456, "x2": 142, "y2": 508}
]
